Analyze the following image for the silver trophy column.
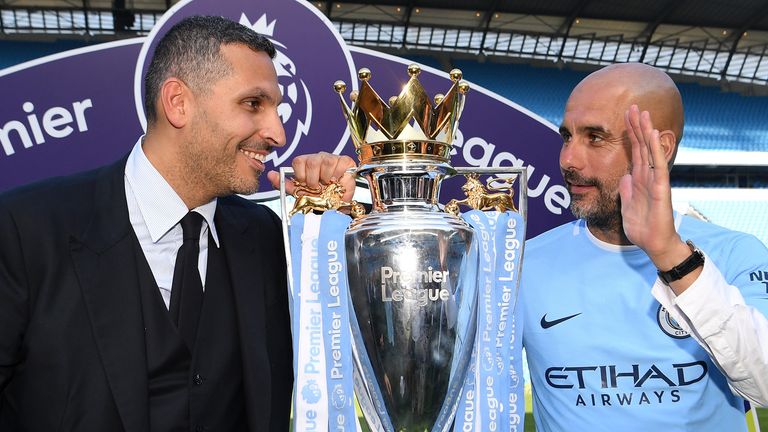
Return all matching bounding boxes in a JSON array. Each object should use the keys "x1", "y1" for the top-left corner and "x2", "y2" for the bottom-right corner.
[{"x1": 345, "y1": 156, "x2": 478, "y2": 432}]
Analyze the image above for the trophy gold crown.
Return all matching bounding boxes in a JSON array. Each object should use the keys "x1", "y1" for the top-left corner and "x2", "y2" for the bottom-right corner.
[{"x1": 334, "y1": 64, "x2": 469, "y2": 164}]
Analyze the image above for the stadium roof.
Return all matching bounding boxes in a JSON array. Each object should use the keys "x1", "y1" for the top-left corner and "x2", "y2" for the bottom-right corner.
[
  {"x1": 325, "y1": 0, "x2": 768, "y2": 86},
  {"x1": 327, "y1": 0, "x2": 768, "y2": 31},
  {"x1": 2, "y1": 0, "x2": 768, "y2": 85}
]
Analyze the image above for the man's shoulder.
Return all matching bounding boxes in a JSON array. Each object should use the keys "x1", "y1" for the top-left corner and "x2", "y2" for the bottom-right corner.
[
  {"x1": 218, "y1": 194, "x2": 271, "y2": 212},
  {"x1": 0, "y1": 161, "x2": 122, "y2": 213},
  {"x1": 680, "y1": 214, "x2": 766, "y2": 252},
  {"x1": 527, "y1": 220, "x2": 582, "y2": 250},
  {"x1": 217, "y1": 195, "x2": 280, "y2": 223}
]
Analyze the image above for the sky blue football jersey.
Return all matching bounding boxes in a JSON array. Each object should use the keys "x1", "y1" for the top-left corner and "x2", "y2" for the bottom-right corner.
[{"x1": 520, "y1": 215, "x2": 768, "y2": 431}]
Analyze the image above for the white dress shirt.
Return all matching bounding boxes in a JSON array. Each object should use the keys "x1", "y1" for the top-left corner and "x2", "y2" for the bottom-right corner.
[
  {"x1": 124, "y1": 137, "x2": 219, "y2": 309},
  {"x1": 652, "y1": 215, "x2": 768, "y2": 407}
]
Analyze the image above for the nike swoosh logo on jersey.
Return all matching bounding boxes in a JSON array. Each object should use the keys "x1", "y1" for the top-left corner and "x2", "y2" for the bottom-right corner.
[{"x1": 540, "y1": 312, "x2": 582, "y2": 329}]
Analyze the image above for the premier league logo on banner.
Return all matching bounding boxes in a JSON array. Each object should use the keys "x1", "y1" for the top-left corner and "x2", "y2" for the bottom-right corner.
[
  {"x1": 133, "y1": 0, "x2": 358, "y2": 200},
  {"x1": 261, "y1": 15, "x2": 313, "y2": 168}
]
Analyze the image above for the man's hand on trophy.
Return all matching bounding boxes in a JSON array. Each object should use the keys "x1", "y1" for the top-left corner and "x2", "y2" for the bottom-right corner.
[{"x1": 268, "y1": 151, "x2": 357, "y2": 201}]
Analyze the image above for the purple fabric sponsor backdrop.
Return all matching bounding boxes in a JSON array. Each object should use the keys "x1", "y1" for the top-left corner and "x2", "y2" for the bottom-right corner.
[
  {"x1": 0, "y1": 40, "x2": 144, "y2": 190},
  {"x1": 0, "y1": 0, "x2": 573, "y2": 236}
]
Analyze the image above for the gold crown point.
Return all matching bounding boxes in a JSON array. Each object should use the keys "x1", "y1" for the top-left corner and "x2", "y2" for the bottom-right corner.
[
  {"x1": 333, "y1": 80, "x2": 347, "y2": 93},
  {"x1": 337, "y1": 65, "x2": 469, "y2": 164}
]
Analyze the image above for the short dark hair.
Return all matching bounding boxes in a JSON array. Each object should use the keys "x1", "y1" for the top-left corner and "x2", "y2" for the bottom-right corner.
[{"x1": 143, "y1": 15, "x2": 276, "y2": 124}]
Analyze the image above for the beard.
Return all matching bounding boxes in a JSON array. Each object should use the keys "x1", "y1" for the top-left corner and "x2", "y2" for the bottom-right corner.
[
  {"x1": 182, "y1": 116, "x2": 262, "y2": 198},
  {"x1": 185, "y1": 142, "x2": 261, "y2": 197},
  {"x1": 562, "y1": 169, "x2": 622, "y2": 231}
]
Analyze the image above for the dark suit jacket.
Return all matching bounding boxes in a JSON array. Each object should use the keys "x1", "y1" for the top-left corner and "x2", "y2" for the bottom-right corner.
[{"x1": 0, "y1": 158, "x2": 293, "y2": 431}]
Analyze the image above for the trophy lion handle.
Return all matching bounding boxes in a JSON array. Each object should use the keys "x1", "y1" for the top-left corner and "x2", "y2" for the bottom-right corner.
[
  {"x1": 287, "y1": 180, "x2": 366, "y2": 218},
  {"x1": 446, "y1": 172, "x2": 519, "y2": 214}
]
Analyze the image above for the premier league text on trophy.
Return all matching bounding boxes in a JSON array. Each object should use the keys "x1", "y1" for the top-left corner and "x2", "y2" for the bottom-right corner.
[
  {"x1": 379, "y1": 266, "x2": 451, "y2": 307},
  {"x1": 474, "y1": 213, "x2": 519, "y2": 346},
  {"x1": 325, "y1": 240, "x2": 346, "y2": 381}
]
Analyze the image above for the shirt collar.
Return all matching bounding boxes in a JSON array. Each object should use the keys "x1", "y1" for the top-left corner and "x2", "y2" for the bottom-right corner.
[{"x1": 124, "y1": 137, "x2": 220, "y2": 246}]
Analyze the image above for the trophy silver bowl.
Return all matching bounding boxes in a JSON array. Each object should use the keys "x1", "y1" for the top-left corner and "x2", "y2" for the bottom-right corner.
[{"x1": 345, "y1": 156, "x2": 478, "y2": 432}]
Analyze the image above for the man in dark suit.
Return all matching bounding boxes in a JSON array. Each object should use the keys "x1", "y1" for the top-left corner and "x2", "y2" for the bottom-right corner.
[{"x1": 0, "y1": 15, "x2": 314, "y2": 432}]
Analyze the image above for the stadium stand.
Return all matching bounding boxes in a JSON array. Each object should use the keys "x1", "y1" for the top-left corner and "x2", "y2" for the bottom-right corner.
[
  {"x1": 672, "y1": 188, "x2": 768, "y2": 246},
  {"x1": 690, "y1": 200, "x2": 768, "y2": 245},
  {"x1": 447, "y1": 60, "x2": 768, "y2": 154},
  {"x1": 450, "y1": 59, "x2": 578, "y2": 128},
  {"x1": 0, "y1": 40, "x2": 96, "y2": 70}
]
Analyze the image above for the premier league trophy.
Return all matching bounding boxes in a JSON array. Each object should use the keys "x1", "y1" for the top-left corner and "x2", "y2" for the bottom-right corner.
[
  {"x1": 283, "y1": 65, "x2": 527, "y2": 432},
  {"x1": 338, "y1": 66, "x2": 477, "y2": 432}
]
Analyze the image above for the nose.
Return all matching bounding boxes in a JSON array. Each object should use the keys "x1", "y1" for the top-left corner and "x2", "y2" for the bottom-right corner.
[
  {"x1": 262, "y1": 107, "x2": 286, "y2": 148},
  {"x1": 559, "y1": 139, "x2": 584, "y2": 172}
]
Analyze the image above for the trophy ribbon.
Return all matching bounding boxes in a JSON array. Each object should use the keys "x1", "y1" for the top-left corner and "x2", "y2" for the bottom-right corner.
[
  {"x1": 289, "y1": 211, "x2": 359, "y2": 431},
  {"x1": 454, "y1": 209, "x2": 526, "y2": 432}
]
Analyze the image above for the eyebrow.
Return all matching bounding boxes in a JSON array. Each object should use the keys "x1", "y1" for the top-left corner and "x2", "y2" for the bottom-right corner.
[
  {"x1": 582, "y1": 125, "x2": 610, "y2": 135},
  {"x1": 246, "y1": 87, "x2": 283, "y2": 106},
  {"x1": 559, "y1": 124, "x2": 611, "y2": 136}
]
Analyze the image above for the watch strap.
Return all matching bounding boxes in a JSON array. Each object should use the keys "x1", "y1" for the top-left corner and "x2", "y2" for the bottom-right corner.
[{"x1": 657, "y1": 240, "x2": 705, "y2": 285}]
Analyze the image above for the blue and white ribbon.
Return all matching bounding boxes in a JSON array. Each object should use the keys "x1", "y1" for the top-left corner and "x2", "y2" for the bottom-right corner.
[
  {"x1": 454, "y1": 209, "x2": 526, "y2": 432},
  {"x1": 318, "y1": 212, "x2": 357, "y2": 430},
  {"x1": 505, "y1": 215, "x2": 525, "y2": 432},
  {"x1": 290, "y1": 212, "x2": 358, "y2": 431}
]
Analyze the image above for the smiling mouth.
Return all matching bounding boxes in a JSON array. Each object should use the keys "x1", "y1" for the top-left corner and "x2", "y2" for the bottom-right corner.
[{"x1": 239, "y1": 148, "x2": 267, "y2": 163}]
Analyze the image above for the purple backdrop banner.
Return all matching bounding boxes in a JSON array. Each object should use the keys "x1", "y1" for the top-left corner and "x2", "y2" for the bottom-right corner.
[
  {"x1": 0, "y1": 0, "x2": 572, "y2": 236},
  {"x1": 0, "y1": 39, "x2": 144, "y2": 189}
]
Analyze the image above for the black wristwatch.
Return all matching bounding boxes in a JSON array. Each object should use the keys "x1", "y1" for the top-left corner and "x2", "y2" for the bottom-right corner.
[{"x1": 657, "y1": 240, "x2": 705, "y2": 285}]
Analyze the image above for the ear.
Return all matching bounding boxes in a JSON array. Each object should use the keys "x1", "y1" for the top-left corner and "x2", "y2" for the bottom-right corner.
[
  {"x1": 658, "y1": 130, "x2": 677, "y2": 164},
  {"x1": 159, "y1": 78, "x2": 190, "y2": 129}
]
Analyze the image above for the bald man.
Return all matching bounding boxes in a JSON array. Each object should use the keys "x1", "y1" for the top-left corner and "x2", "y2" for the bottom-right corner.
[{"x1": 519, "y1": 63, "x2": 768, "y2": 430}]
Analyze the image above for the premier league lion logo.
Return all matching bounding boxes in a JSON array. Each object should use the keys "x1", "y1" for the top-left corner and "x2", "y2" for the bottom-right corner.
[{"x1": 239, "y1": 13, "x2": 311, "y2": 168}]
